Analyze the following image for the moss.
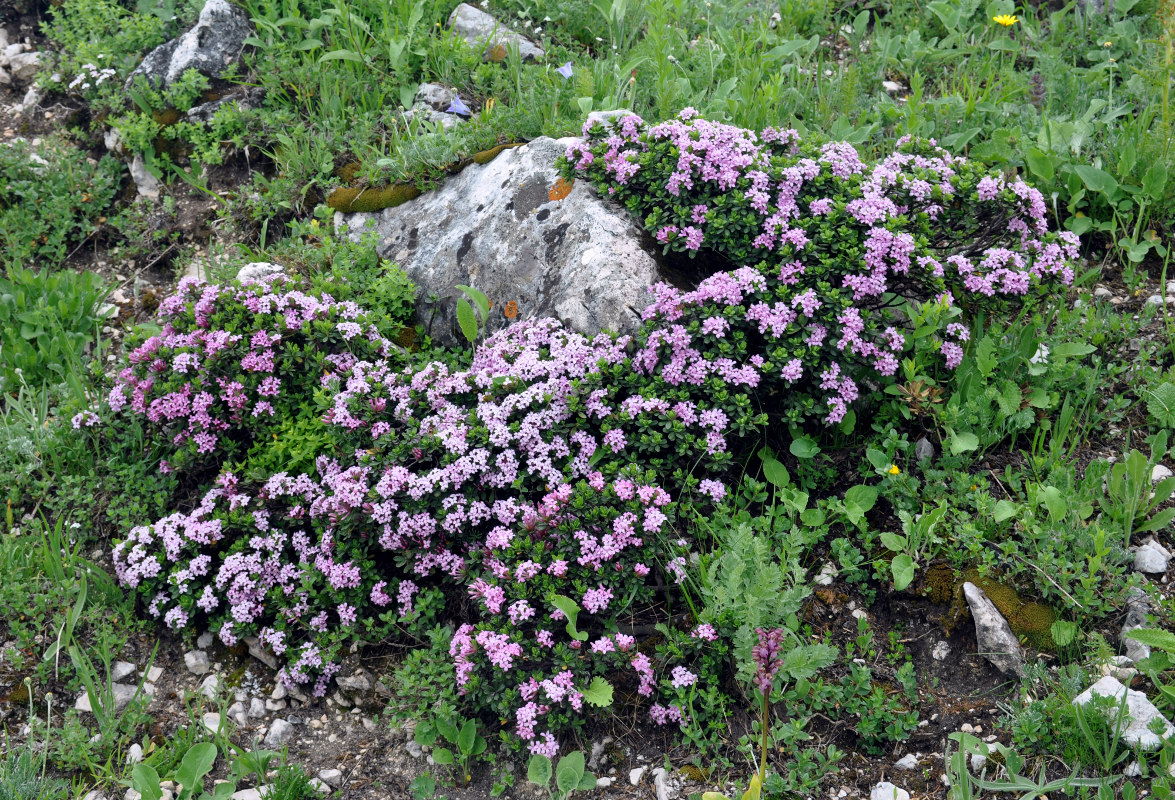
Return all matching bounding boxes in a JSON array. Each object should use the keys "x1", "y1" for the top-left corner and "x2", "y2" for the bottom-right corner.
[
  {"x1": 325, "y1": 182, "x2": 421, "y2": 213},
  {"x1": 152, "y1": 107, "x2": 182, "y2": 127},
  {"x1": 920, "y1": 561, "x2": 956, "y2": 606},
  {"x1": 958, "y1": 569, "x2": 1058, "y2": 652},
  {"x1": 470, "y1": 142, "x2": 523, "y2": 164},
  {"x1": 336, "y1": 161, "x2": 362, "y2": 184}
]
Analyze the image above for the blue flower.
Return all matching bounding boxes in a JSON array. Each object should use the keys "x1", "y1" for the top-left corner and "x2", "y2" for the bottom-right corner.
[
  {"x1": 556, "y1": 61, "x2": 573, "y2": 80},
  {"x1": 446, "y1": 94, "x2": 471, "y2": 116}
]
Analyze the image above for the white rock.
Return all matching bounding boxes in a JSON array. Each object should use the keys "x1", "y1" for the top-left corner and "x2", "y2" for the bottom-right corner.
[
  {"x1": 249, "y1": 698, "x2": 266, "y2": 718},
  {"x1": 130, "y1": 155, "x2": 162, "y2": 201},
  {"x1": 814, "y1": 562, "x2": 837, "y2": 586},
  {"x1": 265, "y1": 698, "x2": 286, "y2": 712},
  {"x1": 1153, "y1": 465, "x2": 1174, "y2": 483},
  {"x1": 336, "y1": 672, "x2": 372, "y2": 693},
  {"x1": 196, "y1": 631, "x2": 214, "y2": 649},
  {"x1": 596, "y1": 777, "x2": 613, "y2": 788},
  {"x1": 7, "y1": 51, "x2": 38, "y2": 82},
  {"x1": 111, "y1": 661, "x2": 137, "y2": 682},
  {"x1": 308, "y1": 778, "x2": 329, "y2": 795},
  {"x1": 227, "y1": 701, "x2": 248, "y2": 726},
  {"x1": 270, "y1": 683, "x2": 288, "y2": 700},
  {"x1": 230, "y1": 788, "x2": 271, "y2": 800},
  {"x1": 1134, "y1": 542, "x2": 1170, "y2": 574},
  {"x1": 447, "y1": 2, "x2": 544, "y2": 61},
  {"x1": 75, "y1": 683, "x2": 154, "y2": 714},
  {"x1": 263, "y1": 718, "x2": 294, "y2": 748},
  {"x1": 962, "y1": 582, "x2": 1025, "y2": 678},
  {"x1": 629, "y1": 766, "x2": 648, "y2": 786},
  {"x1": 652, "y1": 767, "x2": 670, "y2": 800},
  {"x1": 894, "y1": 754, "x2": 919, "y2": 770},
  {"x1": 1125, "y1": 761, "x2": 1142, "y2": 778},
  {"x1": 851, "y1": 608, "x2": 867, "y2": 621},
  {"x1": 317, "y1": 769, "x2": 343, "y2": 788},
  {"x1": 871, "y1": 782, "x2": 910, "y2": 800},
  {"x1": 1073, "y1": 676, "x2": 1175, "y2": 749},
  {"x1": 199, "y1": 674, "x2": 221, "y2": 699},
  {"x1": 405, "y1": 738, "x2": 424, "y2": 759},
  {"x1": 146, "y1": 665, "x2": 163, "y2": 682},
  {"x1": 127, "y1": 0, "x2": 251, "y2": 90},
  {"x1": 971, "y1": 753, "x2": 987, "y2": 771},
  {"x1": 1099, "y1": 655, "x2": 1138, "y2": 683},
  {"x1": 201, "y1": 712, "x2": 223, "y2": 734},
  {"x1": 236, "y1": 263, "x2": 285, "y2": 286},
  {"x1": 1094, "y1": 287, "x2": 1113, "y2": 299},
  {"x1": 931, "y1": 641, "x2": 951, "y2": 661},
  {"x1": 126, "y1": 743, "x2": 143, "y2": 764},
  {"x1": 82, "y1": 792, "x2": 108, "y2": 800},
  {"x1": 881, "y1": 80, "x2": 905, "y2": 93},
  {"x1": 124, "y1": 789, "x2": 141, "y2": 800}
]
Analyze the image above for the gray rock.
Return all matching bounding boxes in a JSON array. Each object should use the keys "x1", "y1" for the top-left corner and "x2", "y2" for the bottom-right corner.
[
  {"x1": 1073, "y1": 676, "x2": 1175, "y2": 749},
  {"x1": 185, "y1": 650, "x2": 210, "y2": 675},
  {"x1": 227, "y1": 701, "x2": 248, "y2": 726},
  {"x1": 971, "y1": 753, "x2": 988, "y2": 771},
  {"x1": 14, "y1": 86, "x2": 40, "y2": 113},
  {"x1": 127, "y1": 743, "x2": 143, "y2": 764},
  {"x1": 336, "y1": 672, "x2": 372, "y2": 693},
  {"x1": 124, "y1": 789, "x2": 142, "y2": 800},
  {"x1": 962, "y1": 582, "x2": 1025, "y2": 678},
  {"x1": 126, "y1": 0, "x2": 251, "y2": 90},
  {"x1": 813, "y1": 562, "x2": 836, "y2": 586},
  {"x1": 414, "y1": 83, "x2": 456, "y2": 111},
  {"x1": 894, "y1": 754, "x2": 919, "y2": 770},
  {"x1": 7, "y1": 51, "x2": 39, "y2": 82},
  {"x1": 871, "y1": 782, "x2": 910, "y2": 800},
  {"x1": 185, "y1": 87, "x2": 264, "y2": 123},
  {"x1": 914, "y1": 436, "x2": 935, "y2": 462},
  {"x1": 652, "y1": 766, "x2": 670, "y2": 800},
  {"x1": 403, "y1": 104, "x2": 464, "y2": 131},
  {"x1": 248, "y1": 697, "x2": 267, "y2": 718},
  {"x1": 75, "y1": 683, "x2": 153, "y2": 713},
  {"x1": 1094, "y1": 287, "x2": 1113, "y2": 300},
  {"x1": 263, "y1": 718, "x2": 294, "y2": 747},
  {"x1": 0, "y1": 67, "x2": 10, "y2": 87},
  {"x1": 1153, "y1": 464, "x2": 1174, "y2": 483},
  {"x1": 236, "y1": 262, "x2": 284, "y2": 285},
  {"x1": 199, "y1": 674, "x2": 221, "y2": 699},
  {"x1": 245, "y1": 635, "x2": 279, "y2": 669},
  {"x1": 317, "y1": 769, "x2": 343, "y2": 788},
  {"x1": 931, "y1": 641, "x2": 951, "y2": 661},
  {"x1": 0, "y1": 28, "x2": 8, "y2": 50},
  {"x1": 111, "y1": 661, "x2": 137, "y2": 682},
  {"x1": 405, "y1": 738, "x2": 424, "y2": 759},
  {"x1": 1134, "y1": 541, "x2": 1170, "y2": 574},
  {"x1": 583, "y1": 109, "x2": 634, "y2": 134},
  {"x1": 336, "y1": 136, "x2": 664, "y2": 344},
  {"x1": 230, "y1": 789, "x2": 271, "y2": 800},
  {"x1": 597, "y1": 777, "x2": 613, "y2": 788},
  {"x1": 201, "y1": 712, "x2": 223, "y2": 734},
  {"x1": 270, "y1": 683, "x2": 287, "y2": 700},
  {"x1": 146, "y1": 665, "x2": 164, "y2": 683},
  {"x1": 308, "y1": 778, "x2": 330, "y2": 795},
  {"x1": 1147, "y1": 295, "x2": 1174, "y2": 307},
  {"x1": 81, "y1": 791, "x2": 108, "y2": 800},
  {"x1": 265, "y1": 698, "x2": 286, "y2": 712},
  {"x1": 131, "y1": 155, "x2": 162, "y2": 201},
  {"x1": 197, "y1": 631, "x2": 214, "y2": 649},
  {"x1": 629, "y1": 766, "x2": 648, "y2": 786},
  {"x1": 1122, "y1": 589, "x2": 1153, "y2": 663},
  {"x1": 447, "y1": 3, "x2": 543, "y2": 61}
]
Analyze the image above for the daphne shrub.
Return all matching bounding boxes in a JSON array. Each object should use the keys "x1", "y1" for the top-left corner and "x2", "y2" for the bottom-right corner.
[
  {"x1": 561, "y1": 109, "x2": 1079, "y2": 427},
  {"x1": 106, "y1": 274, "x2": 398, "y2": 476}
]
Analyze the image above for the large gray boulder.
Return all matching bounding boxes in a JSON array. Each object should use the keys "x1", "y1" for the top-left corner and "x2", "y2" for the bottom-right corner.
[
  {"x1": 335, "y1": 136, "x2": 666, "y2": 344},
  {"x1": 448, "y1": 3, "x2": 544, "y2": 61},
  {"x1": 126, "y1": 0, "x2": 251, "y2": 90},
  {"x1": 1073, "y1": 676, "x2": 1175, "y2": 750}
]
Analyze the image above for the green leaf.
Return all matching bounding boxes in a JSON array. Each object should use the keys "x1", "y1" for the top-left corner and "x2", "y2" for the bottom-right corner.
[
  {"x1": 413, "y1": 720, "x2": 437, "y2": 747},
  {"x1": 456, "y1": 298, "x2": 479, "y2": 344},
  {"x1": 582, "y1": 676, "x2": 614, "y2": 708},
  {"x1": 844, "y1": 485, "x2": 878, "y2": 514},
  {"x1": 551, "y1": 595, "x2": 589, "y2": 640},
  {"x1": 758, "y1": 448, "x2": 790, "y2": 488},
  {"x1": 781, "y1": 642, "x2": 837, "y2": 680},
  {"x1": 435, "y1": 717, "x2": 458, "y2": 744},
  {"x1": 578, "y1": 773, "x2": 598, "y2": 790},
  {"x1": 1024, "y1": 147, "x2": 1054, "y2": 182},
  {"x1": 527, "y1": 754, "x2": 553, "y2": 787},
  {"x1": 132, "y1": 765, "x2": 164, "y2": 800},
  {"x1": 879, "y1": 532, "x2": 906, "y2": 552},
  {"x1": 789, "y1": 435, "x2": 821, "y2": 459},
  {"x1": 455, "y1": 284, "x2": 491, "y2": 320},
  {"x1": 1051, "y1": 620, "x2": 1078, "y2": 647},
  {"x1": 556, "y1": 751, "x2": 586, "y2": 794},
  {"x1": 1124, "y1": 627, "x2": 1175, "y2": 654},
  {"x1": 433, "y1": 747, "x2": 455, "y2": 765},
  {"x1": 176, "y1": 742, "x2": 217, "y2": 799},
  {"x1": 992, "y1": 500, "x2": 1018, "y2": 522},
  {"x1": 1146, "y1": 383, "x2": 1175, "y2": 428},
  {"x1": 837, "y1": 409, "x2": 857, "y2": 434},
  {"x1": 1041, "y1": 486, "x2": 1068, "y2": 520},
  {"x1": 318, "y1": 49, "x2": 364, "y2": 63},
  {"x1": 457, "y1": 719, "x2": 477, "y2": 754},
  {"x1": 1074, "y1": 164, "x2": 1118, "y2": 197},
  {"x1": 1142, "y1": 163, "x2": 1168, "y2": 201},
  {"x1": 866, "y1": 448, "x2": 890, "y2": 472},
  {"x1": 949, "y1": 430, "x2": 980, "y2": 454},
  {"x1": 1051, "y1": 342, "x2": 1096, "y2": 359},
  {"x1": 1138, "y1": 507, "x2": 1175, "y2": 533},
  {"x1": 891, "y1": 554, "x2": 916, "y2": 591},
  {"x1": 975, "y1": 336, "x2": 997, "y2": 377}
]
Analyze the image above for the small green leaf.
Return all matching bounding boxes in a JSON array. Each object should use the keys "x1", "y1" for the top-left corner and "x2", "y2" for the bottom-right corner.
[
  {"x1": 556, "y1": 751, "x2": 586, "y2": 794},
  {"x1": 992, "y1": 500, "x2": 1018, "y2": 522},
  {"x1": 582, "y1": 676, "x2": 614, "y2": 708},
  {"x1": 758, "y1": 448, "x2": 790, "y2": 488},
  {"x1": 891, "y1": 554, "x2": 916, "y2": 591},
  {"x1": 176, "y1": 742, "x2": 218, "y2": 799},
  {"x1": 879, "y1": 532, "x2": 906, "y2": 552},
  {"x1": 844, "y1": 485, "x2": 878, "y2": 513},
  {"x1": 457, "y1": 719, "x2": 477, "y2": 754},
  {"x1": 1074, "y1": 164, "x2": 1118, "y2": 196},
  {"x1": 1142, "y1": 163, "x2": 1168, "y2": 200},
  {"x1": 865, "y1": 448, "x2": 890, "y2": 472},
  {"x1": 551, "y1": 595, "x2": 588, "y2": 640},
  {"x1": 578, "y1": 773, "x2": 598, "y2": 790},
  {"x1": 789, "y1": 435, "x2": 821, "y2": 459},
  {"x1": 527, "y1": 754, "x2": 553, "y2": 787},
  {"x1": 949, "y1": 430, "x2": 980, "y2": 454},
  {"x1": 132, "y1": 765, "x2": 164, "y2": 800},
  {"x1": 1124, "y1": 627, "x2": 1175, "y2": 654},
  {"x1": 1050, "y1": 620, "x2": 1078, "y2": 647},
  {"x1": 455, "y1": 284, "x2": 491, "y2": 320},
  {"x1": 433, "y1": 747, "x2": 455, "y2": 765},
  {"x1": 456, "y1": 298, "x2": 479, "y2": 344}
]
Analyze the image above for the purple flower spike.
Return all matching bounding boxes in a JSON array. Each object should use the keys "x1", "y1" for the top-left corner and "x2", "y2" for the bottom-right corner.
[
  {"x1": 751, "y1": 627, "x2": 786, "y2": 695},
  {"x1": 446, "y1": 94, "x2": 471, "y2": 116},
  {"x1": 556, "y1": 61, "x2": 573, "y2": 79}
]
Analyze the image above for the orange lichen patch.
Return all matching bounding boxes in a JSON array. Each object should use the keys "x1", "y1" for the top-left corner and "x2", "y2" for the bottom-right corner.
[
  {"x1": 503, "y1": 300, "x2": 519, "y2": 319},
  {"x1": 548, "y1": 176, "x2": 575, "y2": 201}
]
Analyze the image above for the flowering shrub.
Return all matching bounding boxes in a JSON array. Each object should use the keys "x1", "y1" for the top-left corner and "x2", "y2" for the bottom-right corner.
[
  {"x1": 107, "y1": 275, "x2": 397, "y2": 475},
  {"x1": 561, "y1": 110, "x2": 1079, "y2": 426}
]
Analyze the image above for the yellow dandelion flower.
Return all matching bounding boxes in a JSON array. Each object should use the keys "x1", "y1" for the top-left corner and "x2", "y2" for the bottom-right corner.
[
  {"x1": 888, "y1": 465, "x2": 901, "y2": 475},
  {"x1": 992, "y1": 13, "x2": 1019, "y2": 25}
]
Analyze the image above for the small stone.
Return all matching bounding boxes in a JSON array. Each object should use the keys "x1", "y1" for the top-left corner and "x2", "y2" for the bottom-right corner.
[
  {"x1": 971, "y1": 753, "x2": 988, "y2": 771},
  {"x1": 265, "y1": 699, "x2": 286, "y2": 712},
  {"x1": 197, "y1": 631, "x2": 214, "y2": 649},
  {"x1": 336, "y1": 672, "x2": 372, "y2": 693},
  {"x1": 414, "y1": 82, "x2": 456, "y2": 111},
  {"x1": 361, "y1": 717, "x2": 377, "y2": 732},
  {"x1": 652, "y1": 767, "x2": 670, "y2": 800},
  {"x1": 127, "y1": 743, "x2": 143, "y2": 764},
  {"x1": 881, "y1": 80, "x2": 905, "y2": 93},
  {"x1": 82, "y1": 792, "x2": 107, "y2": 800},
  {"x1": 597, "y1": 776, "x2": 613, "y2": 788},
  {"x1": 111, "y1": 661, "x2": 137, "y2": 682},
  {"x1": 271, "y1": 683, "x2": 288, "y2": 700},
  {"x1": 308, "y1": 779, "x2": 329, "y2": 795},
  {"x1": 1134, "y1": 542, "x2": 1169, "y2": 574},
  {"x1": 184, "y1": 650, "x2": 210, "y2": 675},
  {"x1": 1125, "y1": 761, "x2": 1142, "y2": 778},
  {"x1": 962, "y1": 582, "x2": 1025, "y2": 678},
  {"x1": 249, "y1": 698, "x2": 266, "y2": 719},
  {"x1": 894, "y1": 754, "x2": 919, "y2": 770},
  {"x1": 317, "y1": 769, "x2": 343, "y2": 788},
  {"x1": 871, "y1": 782, "x2": 910, "y2": 800},
  {"x1": 130, "y1": 155, "x2": 162, "y2": 201},
  {"x1": 230, "y1": 789, "x2": 271, "y2": 800},
  {"x1": 7, "y1": 51, "x2": 39, "y2": 82},
  {"x1": 146, "y1": 666, "x2": 163, "y2": 682},
  {"x1": 851, "y1": 608, "x2": 867, "y2": 621},
  {"x1": 1153, "y1": 465, "x2": 1174, "y2": 483},
  {"x1": 914, "y1": 436, "x2": 935, "y2": 462},
  {"x1": 201, "y1": 712, "x2": 223, "y2": 734},
  {"x1": 814, "y1": 562, "x2": 836, "y2": 586},
  {"x1": 75, "y1": 683, "x2": 154, "y2": 714},
  {"x1": 199, "y1": 674, "x2": 220, "y2": 699},
  {"x1": 1094, "y1": 287, "x2": 1113, "y2": 299},
  {"x1": 263, "y1": 718, "x2": 294, "y2": 748},
  {"x1": 227, "y1": 702, "x2": 248, "y2": 726},
  {"x1": 931, "y1": 641, "x2": 951, "y2": 661},
  {"x1": 448, "y1": 2, "x2": 544, "y2": 61},
  {"x1": 236, "y1": 262, "x2": 285, "y2": 286},
  {"x1": 630, "y1": 766, "x2": 648, "y2": 786},
  {"x1": 124, "y1": 789, "x2": 142, "y2": 800},
  {"x1": 405, "y1": 739, "x2": 424, "y2": 759}
]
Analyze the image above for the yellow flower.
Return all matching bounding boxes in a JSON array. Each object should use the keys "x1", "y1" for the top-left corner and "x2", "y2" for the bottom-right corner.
[
  {"x1": 888, "y1": 465, "x2": 901, "y2": 475},
  {"x1": 992, "y1": 13, "x2": 1019, "y2": 25}
]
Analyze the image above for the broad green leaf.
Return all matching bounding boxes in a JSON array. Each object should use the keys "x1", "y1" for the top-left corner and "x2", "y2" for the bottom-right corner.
[
  {"x1": 1142, "y1": 163, "x2": 1168, "y2": 201},
  {"x1": 176, "y1": 742, "x2": 217, "y2": 799},
  {"x1": 759, "y1": 448, "x2": 790, "y2": 488},
  {"x1": 866, "y1": 448, "x2": 890, "y2": 472},
  {"x1": 975, "y1": 336, "x2": 997, "y2": 377},
  {"x1": 132, "y1": 765, "x2": 164, "y2": 800},
  {"x1": 879, "y1": 532, "x2": 907, "y2": 552},
  {"x1": 800, "y1": 507, "x2": 825, "y2": 526},
  {"x1": 456, "y1": 284, "x2": 491, "y2": 320},
  {"x1": 318, "y1": 49, "x2": 364, "y2": 63},
  {"x1": 1124, "y1": 627, "x2": 1175, "y2": 653},
  {"x1": 1074, "y1": 164, "x2": 1118, "y2": 196},
  {"x1": 577, "y1": 773, "x2": 598, "y2": 790},
  {"x1": 1139, "y1": 507, "x2": 1175, "y2": 533},
  {"x1": 949, "y1": 430, "x2": 980, "y2": 454},
  {"x1": 844, "y1": 484, "x2": 878, "y2": 513},
  {"x1": 457, "y1": 719, "x2": 477, "y2": 754},
  {"x1": 789, "y1": 435, "x2": 820, "y2": 459},
  {"x1": 456, "y1": 298, "x2": 479, "y2": 344},
  {"x1": 432, "y1": 747, "x2": 455, "y2": 765},
  {"x1": 555, "y1": 751, "x2": 586, "y2": 794},
  {"x1": 1024, "y1": 147, "x2": 1054, "y2": 182},
  {"x1": 838, "y1": 409, "x2": 857, "y2": 434},
  {"x1": 992, "y1": 500, "x2": 1018, "y2": 522},
  {"x1": 891, "y1": 554, "x2": 916, "y2": 591},
  {"x1": 1051, "y1": 342, "x2": 1096, "y2": 359},
  {"x1": 1041, "y1": 486, "x2": 1068, "y2": 520},
  {"x1": 1051, "y1": 620, "x2": 1078, "y2": 647},
  {"x1": 550, "y1": 595, "x2": 589, "y2": 640},
  {"x1": 741, "y1": 772, "x2": 763, "y2": 800},
  {"x1": 413, "y1": 720, "x2": 437, "y2": 746},
  {"x1": 435, "y1": 717, "x2": 458, "y2": 744},
  {"x1": 582, "y1": 676, "x2": 614, "y2": 708},
  {"x1": 528, "y1": 754, "x2": 553, "y2": 786},
  {"x1": 781, "y1": 642, "x2": 837, "y2": 680}
]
